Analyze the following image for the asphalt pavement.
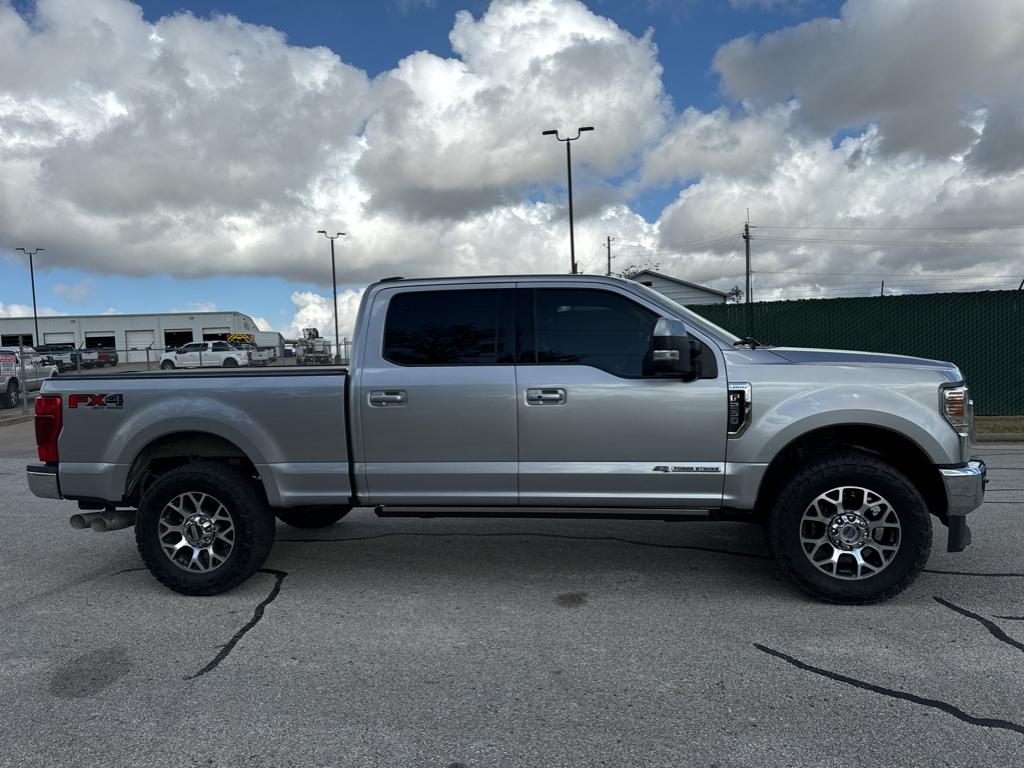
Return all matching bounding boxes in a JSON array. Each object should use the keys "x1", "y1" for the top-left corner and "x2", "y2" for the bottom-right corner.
[{"x1": 1, "y1": 424, "x2": 1022, "y2": 767}]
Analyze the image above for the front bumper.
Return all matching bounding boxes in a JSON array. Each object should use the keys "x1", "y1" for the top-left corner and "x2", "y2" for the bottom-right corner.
[
  {"x1": 27, "y1": 464, "x2": 62, "y2": 499},
  {"x1": 939, "y1": 459, "x2": 987, "y2": 552}
]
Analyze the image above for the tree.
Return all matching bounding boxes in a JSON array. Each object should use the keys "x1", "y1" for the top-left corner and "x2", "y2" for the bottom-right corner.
[
  {"x1": 615, "y1": 260, "x2": 660, "y2": 280},
  {"x1": 726, "y1": 285, "x2": 744, "y2": 304}
]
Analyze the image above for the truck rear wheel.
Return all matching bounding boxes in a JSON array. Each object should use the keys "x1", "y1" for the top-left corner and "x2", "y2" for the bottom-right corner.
[
  {"x1": 135, "y1": 463, "x2": 275, "y2": 595},
  {"x1": 769, "y1": 452, "x2": 931, "y2": 604},
  {"x1": 275, "y1": 505, "x2": 351, "y2": 529}
]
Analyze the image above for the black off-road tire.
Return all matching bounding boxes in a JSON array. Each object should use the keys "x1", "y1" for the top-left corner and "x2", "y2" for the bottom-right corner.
[
  {"x1": 160, "y1": 360, "x2": 175, "y2": 370},
  {"x1": 275, "y1": 505, "x2": 352, "y2": 529},
  {"x1": 769, "y1": 452, "x2": 931, "y2": 604},
  {"x1": 135, "y1": 463, "x2": 276, "y2": 595}
]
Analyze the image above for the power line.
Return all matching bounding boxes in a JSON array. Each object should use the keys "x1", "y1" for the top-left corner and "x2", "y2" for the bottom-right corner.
[
  {"x1": 752, "y1": 235, "x2": 1024, "y2": 248},
  {"x1": 752, "y1": 269, "x2": 1022, "y2": 278},
  {"x1": 754, "y1": 223, "x2": 1024, "y2": 231}
]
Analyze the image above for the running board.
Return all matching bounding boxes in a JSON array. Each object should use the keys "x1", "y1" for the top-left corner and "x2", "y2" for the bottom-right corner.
[{"x1": 373, "y1": 505, "x2": 713, "y2": 521}]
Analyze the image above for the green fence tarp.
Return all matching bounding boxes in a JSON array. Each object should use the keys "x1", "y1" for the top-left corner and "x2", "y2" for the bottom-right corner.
[{"x1": 688, "y1": 290, "x2": 1023, "y2": 416}]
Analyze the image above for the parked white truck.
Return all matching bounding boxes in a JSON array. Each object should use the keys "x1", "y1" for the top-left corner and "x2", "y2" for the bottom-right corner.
[
  {"x1": 159, "y1": 341, "x2": 250, "y2": 369},
  {"x1": 1, "y1": 347, "x2": 57, "y2": 407},
  {"x1": 27, "y1": 275, "x2": 986, "y2": 602}
]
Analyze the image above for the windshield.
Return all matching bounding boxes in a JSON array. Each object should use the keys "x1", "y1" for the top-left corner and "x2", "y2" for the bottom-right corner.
[{"x1": 627, "y1": 281, "x2": 741, "y2": 345}]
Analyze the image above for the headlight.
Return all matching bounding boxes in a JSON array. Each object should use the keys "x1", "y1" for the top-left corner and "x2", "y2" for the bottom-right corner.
[{"x1": 942, "y1": 385, "x2": 969, "y2": 436}]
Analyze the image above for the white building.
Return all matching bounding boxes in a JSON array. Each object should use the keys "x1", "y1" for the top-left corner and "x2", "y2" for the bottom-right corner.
[
  {"x1": 0, "y1": 311, "x2": 281, "y2": 363},
  {"x1": 630, "y1": 270, "x2": 728, "y2": 305}
]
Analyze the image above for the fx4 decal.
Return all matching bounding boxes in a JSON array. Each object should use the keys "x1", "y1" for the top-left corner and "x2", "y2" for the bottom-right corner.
[{"x1": 69, "y1": 393, "x2": 124, "y2": 409}]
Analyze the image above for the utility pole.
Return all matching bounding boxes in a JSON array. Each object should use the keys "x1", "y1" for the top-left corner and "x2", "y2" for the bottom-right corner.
[
  {"x1": 316, "y1": 230, "x2": 346, "y2": 364},
  {"x1": 880, "y1": 280, "x2": 885, "y2": 297},
  {"x1": 742, "y1": 210, "x2": 752, "y2": 304},
  {"x1": 542, "y1": 127, "x2": 594, "y2": 274},
  {"x1": 605, "y1": 236, "x2": 614, "y2": 276},
  {"x1": 16, "y1": 247, "x2": 44, "y2": 346}
]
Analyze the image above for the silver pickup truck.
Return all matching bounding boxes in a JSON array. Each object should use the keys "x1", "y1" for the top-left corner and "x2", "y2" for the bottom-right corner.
[{"x1": 26, "y1": 275, "x2": 986, "y2": 602}]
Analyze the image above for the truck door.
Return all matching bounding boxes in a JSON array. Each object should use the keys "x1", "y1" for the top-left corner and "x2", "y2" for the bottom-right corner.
[
  {"x1": 355, "y1": 286, "x2": 518, "y2": 506},
  {"x1": 177, "y1": 342, "x2": 203, "y2": 367},
  {"x1": 515, "y1": 286, "x2": 727, "y2": 510}
]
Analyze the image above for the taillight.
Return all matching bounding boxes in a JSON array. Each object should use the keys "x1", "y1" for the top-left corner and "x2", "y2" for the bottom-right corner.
[{"x1": 35, "y1": 395, "x2": 62, "y2": 463}]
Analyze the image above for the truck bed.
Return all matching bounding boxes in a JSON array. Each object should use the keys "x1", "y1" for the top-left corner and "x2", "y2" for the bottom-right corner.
[{"x1": 41, "y1": 367, "x2": 351, "y2": 508}]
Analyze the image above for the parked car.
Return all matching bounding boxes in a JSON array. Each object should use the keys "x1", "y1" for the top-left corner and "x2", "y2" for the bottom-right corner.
[
  {"x1": 76, "y1": 347, "x2": 100, "y2": 369},
  {"x1": 28, "y1": 274, "x2": 985, "y2": 602},
  {"x1": 35, "y1": 344, "x2": 78, "y2": 372},
  {"x1": 1, "y1": 347, "x2": 58, "y2": 407},
  {"x1": 95, "y1": 348, "x2": 119, "y2": 367},
  {"x1": 158, "y1": 340, "x2": 250, "y2": 369}
]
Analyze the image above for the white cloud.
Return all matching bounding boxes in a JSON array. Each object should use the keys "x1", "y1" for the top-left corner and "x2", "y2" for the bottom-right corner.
[
  {"x1": 171, "y1": 301, "x2": 218, "y2": 313},
  {"x1": 0, "y1": 302, "x2": 60, "y2": 318},
  {"x1": 52, "y1": 278, "x2": 96, "y2": 303},
  {"x1": 0, "y1": 0, "x2": 666, "y2": 286},
  {"x1": 250, "y1": 316, "x2": 274, "y2": 332},
  {"x1": 713, "y1": 0, "x2": 1024, "y2": 159},
  {"x1": 0, "y1": 0, "x2": 1023, "y2": 309},
  {"x1": 284, "y1": 289, "x2": 365, "y2": 341}
]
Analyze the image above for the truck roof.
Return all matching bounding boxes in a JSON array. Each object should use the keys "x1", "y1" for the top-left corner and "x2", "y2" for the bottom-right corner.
[{"x1": 368, "y1": 273, "x2": 634, "y2": 288}]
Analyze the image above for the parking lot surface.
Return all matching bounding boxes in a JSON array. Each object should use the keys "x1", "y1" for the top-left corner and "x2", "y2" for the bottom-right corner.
[{"x1": 1, "y1": 425, "x2": 1021, "y2": 767}]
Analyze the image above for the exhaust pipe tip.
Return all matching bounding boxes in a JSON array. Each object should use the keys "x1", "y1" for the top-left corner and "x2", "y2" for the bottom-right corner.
[
  {"x1": 69, "y1": 512, "x2": 103, "y2": 530},
  {"x1": 89, "y1": 511, "x2": 137, "y2": 533}
]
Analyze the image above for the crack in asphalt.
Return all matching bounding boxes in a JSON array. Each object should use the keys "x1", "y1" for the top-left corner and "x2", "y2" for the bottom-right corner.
[
  {"x1": 924, "y1": 568, "x2": 1024, "y2": 578},
  {"x1": 753, "y1": 643, "x2": 1024, "y2": 737},
  {"x1": 933, "y1": 596, "x2": 1024, "y2": 654},
  {"x1": 275, "y1": 531, "x2": 769, "y2": 559},
  {"x1": 184, "y1": 568, "x2": 288, "y2": 681}
]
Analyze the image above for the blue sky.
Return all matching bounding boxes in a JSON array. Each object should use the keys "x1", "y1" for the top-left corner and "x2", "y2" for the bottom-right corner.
[{"x1": 0, "y1": 0, "x2": 848, "y2": 328}]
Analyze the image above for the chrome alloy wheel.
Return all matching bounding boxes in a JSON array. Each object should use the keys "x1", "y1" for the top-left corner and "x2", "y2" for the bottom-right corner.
[
  {"x1": 799, "y1": 486, "x2": 902, "y2": 580},
  {"x1": 158, "y1": 492, "x2": 236, "y2": 573}
]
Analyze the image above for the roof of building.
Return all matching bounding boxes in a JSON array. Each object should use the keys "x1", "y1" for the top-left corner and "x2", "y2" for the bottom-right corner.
[{"x1": 628, "y1": 270, "x2": 730, "y2": 297}]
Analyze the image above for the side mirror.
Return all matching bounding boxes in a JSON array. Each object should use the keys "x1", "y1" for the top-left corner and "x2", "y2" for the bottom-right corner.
[{"x1": 651, "y1": 317, "x2": 695, "y2": 378}]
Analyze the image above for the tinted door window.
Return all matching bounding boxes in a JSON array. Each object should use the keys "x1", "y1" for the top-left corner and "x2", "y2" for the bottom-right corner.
[
  {"x1": 521, "y1": 288, "x2": 657, "y2": 377},
  {"x1": 383, "y1": 289, "x2": 514, "y2": 366},
  {"x1": 212, "y1": 341, "x2": 231, "y2": 351}
]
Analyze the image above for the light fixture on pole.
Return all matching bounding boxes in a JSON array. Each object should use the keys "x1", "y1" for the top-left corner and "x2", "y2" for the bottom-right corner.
[
  {"x1": 542, "y1": 127, "x2": 594, "y2": 274},
  {"x1": 316, "y1": 231, "x2": 345, "y2": 364},
  {"x1": 15, "y1": 247, "x2": 44, "y2": 347}
]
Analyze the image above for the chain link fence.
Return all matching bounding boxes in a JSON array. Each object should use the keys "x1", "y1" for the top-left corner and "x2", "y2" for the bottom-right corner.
[
  {"x1": 689, "y1": 289, "x2": 1023, "y2": 416},
  {"x1": 1, "y1": 340, "x2": 351, "y2": 421}
]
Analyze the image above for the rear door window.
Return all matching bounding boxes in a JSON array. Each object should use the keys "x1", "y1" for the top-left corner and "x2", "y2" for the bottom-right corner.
[{"x1": 383, "y1": 289, "x2": 514, "y2": 366}]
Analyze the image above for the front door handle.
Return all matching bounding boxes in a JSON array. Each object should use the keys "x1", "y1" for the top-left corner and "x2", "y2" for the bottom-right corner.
[
  {"x1": 526, "y1": 388, "x2": 566, "y2": 405},
  {"x1": 369, "y1": 390, "x2": 407, "y2": 407}
]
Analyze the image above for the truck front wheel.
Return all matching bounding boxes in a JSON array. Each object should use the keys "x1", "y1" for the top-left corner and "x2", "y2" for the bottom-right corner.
[
  {"x1": 135, "y1": 463, "x2": 276, "y2": 595},
  {"x1": 275, "y1": 505, "x2": 352, "y2": 529},
  {"x1": 769, "y1": 452, "x2": 931, "y2": 604},
  {"x1": 160, "y1": 360, "x2": 175, "y2": 370}
]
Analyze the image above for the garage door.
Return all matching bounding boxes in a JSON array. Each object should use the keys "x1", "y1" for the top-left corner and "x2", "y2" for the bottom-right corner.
[
  {"x1": 44, "y1": 332, "x2": 76, "y2": 345},
  {"x1": 126, "y1": 330, "x2": 156, "y2": 363},
  {"x1": 202, "y1": 326, "x2": 230, "y2": 341}
]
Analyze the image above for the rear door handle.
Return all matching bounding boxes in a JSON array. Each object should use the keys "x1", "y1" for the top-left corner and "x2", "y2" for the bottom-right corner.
[
  {"x1": 369, "y1": 390, "x2": 407, "y2": 407},
  {"x1": 526, "y1": 388, "x2": 566, "y2": 405}
]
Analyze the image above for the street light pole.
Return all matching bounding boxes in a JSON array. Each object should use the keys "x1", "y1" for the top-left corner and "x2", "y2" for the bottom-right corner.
[
  {"x1": 316, "y1": 231, "x2": 345, "y2": 364},
  {"x1": 542, "y1": 127, "x2": 594, "y2": 274},
  {"x1": 15, "y1": 247, "x2": 44, "y2": 346}
]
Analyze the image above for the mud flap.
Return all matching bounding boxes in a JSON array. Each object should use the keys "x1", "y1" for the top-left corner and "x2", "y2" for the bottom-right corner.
[{"x1": 947, "y1": 516, "x2": 972, "y2": 553}]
